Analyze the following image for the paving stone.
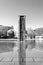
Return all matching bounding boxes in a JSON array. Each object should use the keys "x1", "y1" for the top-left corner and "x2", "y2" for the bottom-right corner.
[
  {"x1": 34, "y1": 57, "x2": 43, "y2": 62},
  {"x1": 13, "y1": 57, "x2": 19, "y2": 62},
  {"x1": 26, "y1": 62, "x2": 43, "y2": 65},
  {"x1": 0, "y1": 57, "x2": 4, "y2": 62},
  {"x1": 0, "y1": 62, "x2": 14, "y2": 65},
  {"x1": 12, "y1": 61, "x2": 19, "y2": 65},
  {"x1": 0, "y1": 62, "x2": 43, "y2": 65},
  {"x1": 26, "y1": 57, "x2": 33, "y2": 62},
  {"x1": 12, "y1": 57, "x2": 19, "y2": 65},
  {"x1": 2, "y1": 57, "x2": 13, "y2": 62}
]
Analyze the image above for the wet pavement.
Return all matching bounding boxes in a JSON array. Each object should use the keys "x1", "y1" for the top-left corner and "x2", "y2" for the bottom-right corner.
[{"x1": 0, "y1": 40, "x2": 43, "y2": 65}]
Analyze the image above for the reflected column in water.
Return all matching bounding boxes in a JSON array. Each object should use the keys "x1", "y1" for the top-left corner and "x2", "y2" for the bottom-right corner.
[{"x1": 26, "y1": 40, "x2": 36, "y2": 50}]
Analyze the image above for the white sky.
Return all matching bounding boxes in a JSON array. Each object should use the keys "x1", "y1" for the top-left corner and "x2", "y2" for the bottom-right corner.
[{"x1": 0, "y1": 0, "x2": 43, "y2": 32}]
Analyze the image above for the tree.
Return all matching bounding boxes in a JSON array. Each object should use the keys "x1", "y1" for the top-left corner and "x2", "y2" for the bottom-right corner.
[
  {"x1": 27, "y1": 28, "x2": 36, "y2": 39},
  {"x1": 7, "y1": 29, "x2": 15, "y2": 38}
]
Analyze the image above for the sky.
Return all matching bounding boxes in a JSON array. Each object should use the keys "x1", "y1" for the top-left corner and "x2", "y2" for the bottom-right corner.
[{"x1": 0, "y1": 0, "x2": 43, "y2": 32}]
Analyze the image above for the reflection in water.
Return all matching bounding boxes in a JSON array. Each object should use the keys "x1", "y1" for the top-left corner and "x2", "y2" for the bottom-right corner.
[
  {"x1": 0, "y1": 39, "x2": 43, "y2": 53},
  {"x1": 25, "y1": 40, "x2": 36, "y2": 50},
  {"x1": 36, "y1": 40, "x2": 43, "y2": 50},
  {"x1": 28, "y1": 40, "x2": 36, "y2": 49},
  {"x1": 0, "y1": 42, "x2": 16, "y2": 53},
  {"x1": 26, "y1": 39, "x2": 43, "y2": 50},
  {"x1": 0, "y1": 40, "x2": 36, "y2": 53}
]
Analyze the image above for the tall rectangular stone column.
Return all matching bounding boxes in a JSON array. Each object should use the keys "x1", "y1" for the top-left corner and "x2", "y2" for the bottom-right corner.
[{"x1": 19, "y1": 15, "x2": 26, "y2": 65}]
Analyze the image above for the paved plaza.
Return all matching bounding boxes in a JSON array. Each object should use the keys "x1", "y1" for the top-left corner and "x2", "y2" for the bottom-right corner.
[{"x1": 0, "y1": 47, "x2": 43, "y2": 65}]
